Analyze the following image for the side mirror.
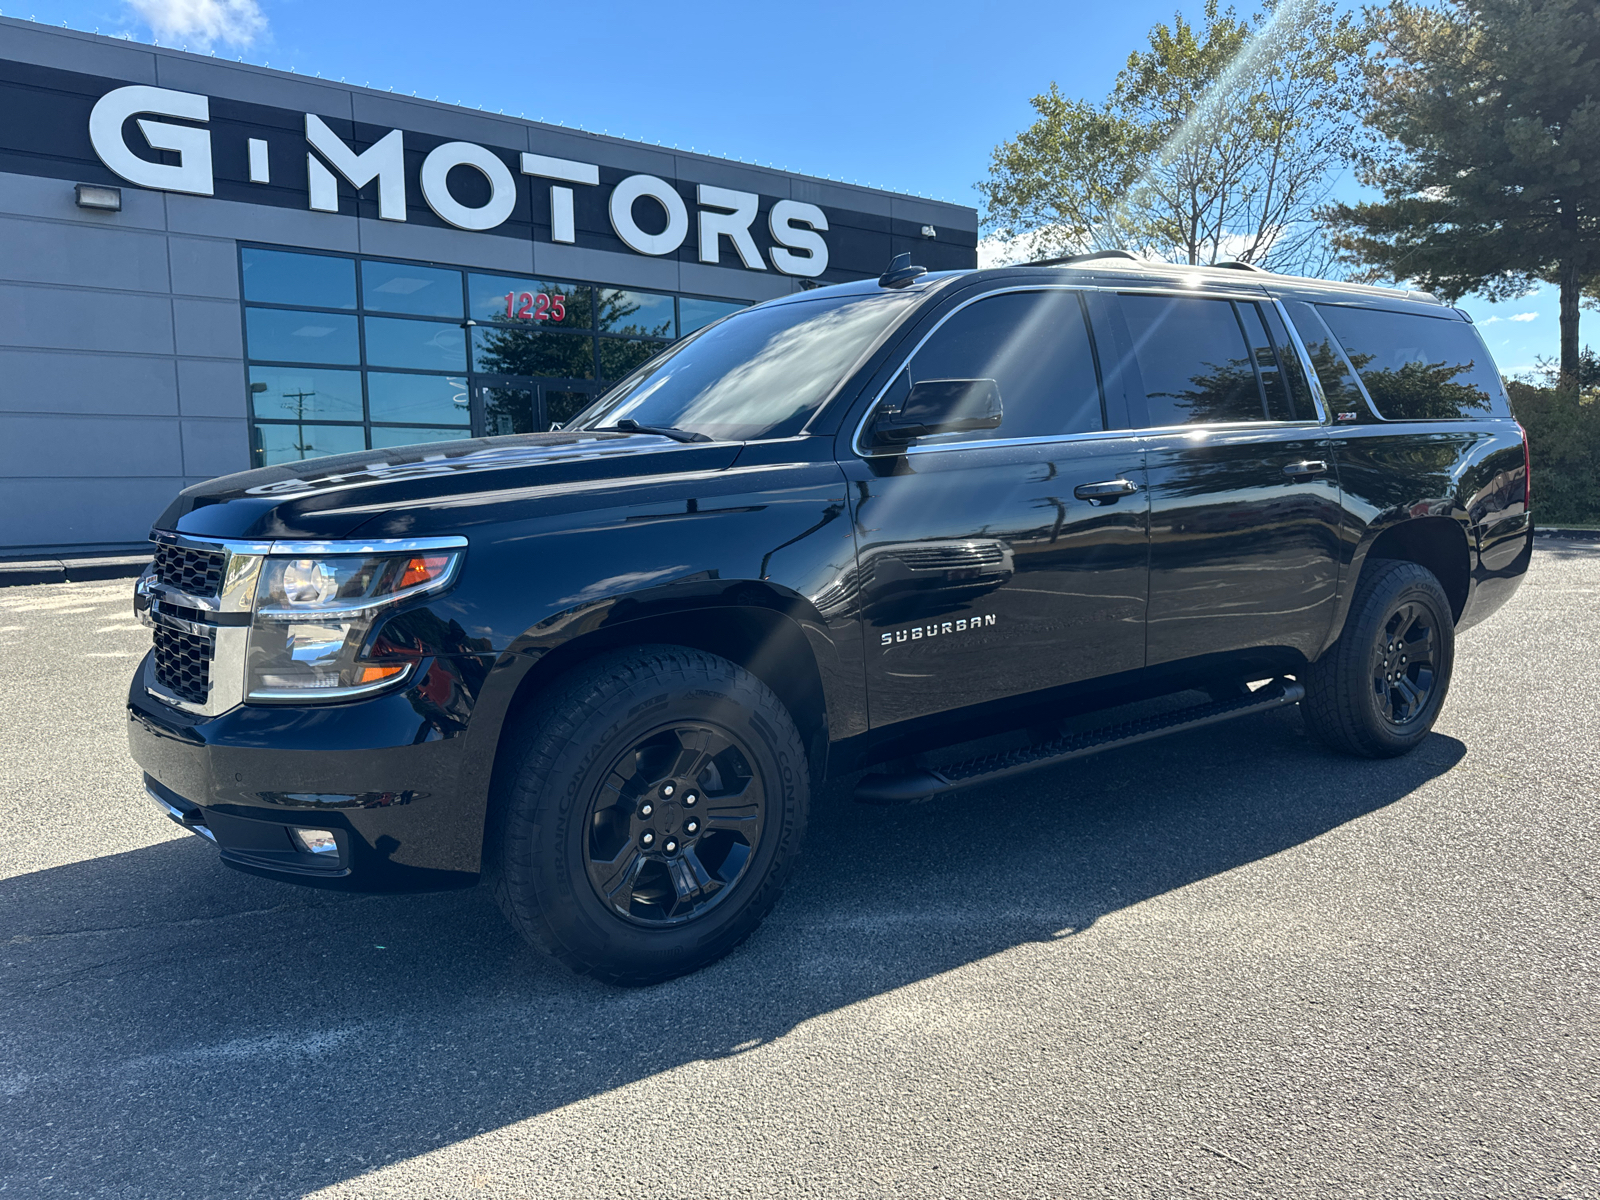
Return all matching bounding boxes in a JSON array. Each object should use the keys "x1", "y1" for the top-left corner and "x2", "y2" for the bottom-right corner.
[{"x1": 870, "y1": 378, "x2": 1003, "y2": 448}]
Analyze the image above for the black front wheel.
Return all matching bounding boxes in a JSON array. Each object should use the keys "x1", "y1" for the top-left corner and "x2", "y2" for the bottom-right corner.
[
  {"x1": 488, "y1": 646, "x2": 809, "y2": 986},
  {"x1": 1302, "y1": 559, "x2": 1456, "y2": 758}
]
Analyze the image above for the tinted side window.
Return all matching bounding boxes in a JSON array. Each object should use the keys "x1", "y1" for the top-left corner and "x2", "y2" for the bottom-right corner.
[
  {"x1": 1119, "y1": 295, "x2": 1290, "y2": 426},
  {"x1": 905, "y1": 290, "x2": 1105, "y2": 441},
  {"x1": 1316, "y1": 305, "x2": 1511, "y2": 420},
  {"x1": 1283, "y1": 299, "x2": 1369, "y2": 416}
]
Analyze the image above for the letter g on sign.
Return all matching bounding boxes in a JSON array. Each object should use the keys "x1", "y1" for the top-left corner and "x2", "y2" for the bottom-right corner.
[{"x1": 89, "y1": 85, "x2": 214, "y2": 196}]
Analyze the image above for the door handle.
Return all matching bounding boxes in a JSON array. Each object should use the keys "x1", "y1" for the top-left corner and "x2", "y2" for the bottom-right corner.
[
  {"x1": 1282, "y1": 460, "x2": 1328, "y2": 478},
  {"x1": 1074, "y1": 478, "x2": 1140, "y2": 503}
]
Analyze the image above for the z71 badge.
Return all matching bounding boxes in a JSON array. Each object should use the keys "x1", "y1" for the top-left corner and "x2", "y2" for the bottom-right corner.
[{"x1": 880, "y1": 614, "x2": 997, "y2": 648}]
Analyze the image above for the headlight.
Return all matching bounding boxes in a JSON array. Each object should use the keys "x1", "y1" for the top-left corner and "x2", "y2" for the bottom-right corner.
[{"x1": 245, "y1": 547, "x2": 463, "y2": 702}]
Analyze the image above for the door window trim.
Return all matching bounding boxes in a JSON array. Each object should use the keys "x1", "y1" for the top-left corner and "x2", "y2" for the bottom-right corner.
[
  {"x1": 852, "y1": 285, "x2": 1332, "y2": 458},
  {"x1": 851, "y1": 284, "x2": 1121, "y2": 458},
  {"x1": 1104, "y1": 291, "x2": 1331, "y2": 434}
]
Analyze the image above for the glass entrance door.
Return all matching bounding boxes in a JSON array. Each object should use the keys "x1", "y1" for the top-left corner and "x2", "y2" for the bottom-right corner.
[
  {"x1": 474, "y1": 376, "x2": 536, "y2": 436},
  {"x1": 542, "y1": 384, "x2": 596, "y2": 430},
  {"x1": 470, "y1": 375, "x2": 598, "y2": 434}
]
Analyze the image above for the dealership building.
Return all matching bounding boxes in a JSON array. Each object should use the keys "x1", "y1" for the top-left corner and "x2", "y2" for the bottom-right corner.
[{"x1": 0, "y1": 18, "x2": 977, "y2": 557}]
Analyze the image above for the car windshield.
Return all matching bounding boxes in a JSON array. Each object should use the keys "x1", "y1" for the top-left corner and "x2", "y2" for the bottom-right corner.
[{"x1": 568, "y1": 291, "x2": 920, "y2": 441}]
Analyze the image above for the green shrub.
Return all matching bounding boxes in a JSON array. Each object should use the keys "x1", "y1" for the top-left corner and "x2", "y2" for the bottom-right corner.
[{"x1": 1506, "y1": 380, "x2": 1600, "y2": 526}]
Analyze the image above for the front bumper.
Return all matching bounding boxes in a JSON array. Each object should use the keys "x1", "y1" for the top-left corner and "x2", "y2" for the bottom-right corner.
[{"x1": 128, "y1": 656, "x2": 490, "y2": 892}]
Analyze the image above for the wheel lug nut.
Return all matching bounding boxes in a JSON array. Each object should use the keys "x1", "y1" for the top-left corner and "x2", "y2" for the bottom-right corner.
[
  {"x1": 640, "y1": 802, "x2": 653, "y2": 817},
  {"x1": 641, "y1": 831, "x2": 655, "y2": 847},
  {"x1": 664, "y1": 838, "x2": 678, "y2": 853},
  {"x1": 661, "y1": 783, "x2": 675, "y2": 797},
  {"x1": 684, "y1": 793, "x2": 697, "y2": 807},
  {"x1": 686, "y1": 819, "x2": 699, "y2": 835}
]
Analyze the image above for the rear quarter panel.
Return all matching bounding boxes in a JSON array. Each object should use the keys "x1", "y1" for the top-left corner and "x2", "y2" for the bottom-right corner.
[{"x1": 1330, "y1": 419, "x2": 1530, "y2": 638}]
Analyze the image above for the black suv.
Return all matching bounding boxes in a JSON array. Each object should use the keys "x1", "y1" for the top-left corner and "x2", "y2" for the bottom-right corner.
[{"x1": 128, "y1": 255, "x2": 1533, "y2": 984}]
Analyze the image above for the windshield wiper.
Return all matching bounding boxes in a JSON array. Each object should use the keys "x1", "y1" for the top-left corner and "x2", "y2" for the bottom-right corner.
[{"x1": 607, "y1": 418, "x2": 713, "y2": 443}]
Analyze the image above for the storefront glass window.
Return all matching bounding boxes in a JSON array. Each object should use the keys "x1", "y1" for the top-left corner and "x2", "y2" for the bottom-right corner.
[
  {"x1": 252, "y1": 422, "x2": 365, "y2": 466},
  {"x1": 242, "y1": 248, "x2": 356, "y2": 310},
  {"x1": 245, "y1": 308, "x2": 360, "y2": 365},
  {"x1": 369, "y1": 425, "x2": 473, "y2": 448},
  {"x1": 469, "y1": 273, "x2": 593, "y2": 329},
  {"x1": 242, "y1": 244, "x2": 749, "y2": 464},
  {"x1": 361, "y1": 261, "x2": 464, "y2": 318},
  {"x1": 680, "y1": 297, "x2": 746, "y2": 334},
  {"x1": 363, "y1": 316, "x2": 468, "y2": 371},
  {"x1": 598, "y1": 289, "x2": 675, "y2": 337},
  {"x1": 599, "y1": 337, "x2": 664, "y2": 381},
  {"x1": 248, "y1": 367, "x2": 363, "y2": 422},
  {"x1": 473, "y1": 326, "x2": 595, "y2": 378},
  {"x1": 366, "y1": 373, "x2": 472, "y2": 426}
]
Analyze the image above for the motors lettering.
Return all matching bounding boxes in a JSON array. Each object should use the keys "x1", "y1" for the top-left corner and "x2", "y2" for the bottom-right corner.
[{"x1": 85, "y1": 85, "x2": 829, "y2": 276}]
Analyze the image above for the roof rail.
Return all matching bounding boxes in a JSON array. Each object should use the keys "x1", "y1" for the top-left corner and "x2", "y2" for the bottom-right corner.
[
  {"x1": 1025, "y1": 249, "x2": 1140, "y2": 268},
  {"x1": 1214, "y1": 260, "x2": 1267, "y2": 273}
]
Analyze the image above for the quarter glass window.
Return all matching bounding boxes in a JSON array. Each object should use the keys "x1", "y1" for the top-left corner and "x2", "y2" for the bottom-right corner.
[
  {"x1": 1315, "y1": 305, "x2": 1510, "y2": 420},
  {"x1": 1283, "y1": 300, "x2": 1370, "y2": 417},
  {"x1": 905, "y1": 289, "x2": 1104, "y2": 441}
]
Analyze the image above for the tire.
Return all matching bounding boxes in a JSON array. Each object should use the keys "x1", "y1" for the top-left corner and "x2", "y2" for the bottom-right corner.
[
  {"x1": 488, "y1": 645, "x2": 810, "y2": 986},
  {"x1": 1301, "y1": 559, "x2": 1456, "y2": 758}
]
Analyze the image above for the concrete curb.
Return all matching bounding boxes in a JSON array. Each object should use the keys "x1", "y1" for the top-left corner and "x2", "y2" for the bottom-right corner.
[
  {"x1": 1536, "y1": 528, "x2": 1600, "y2": 543},
  {"x1": 0, "y1": 554, "x2": 150, "y2": 588}
]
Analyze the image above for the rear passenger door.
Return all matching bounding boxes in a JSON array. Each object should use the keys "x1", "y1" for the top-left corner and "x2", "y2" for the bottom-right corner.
[
  {"x1": 842, "y1": 286, "x2": 1149, "y2": 728},
  {"x1": 1107, "y1": 291, "x2": 1343, "y2": 667}
]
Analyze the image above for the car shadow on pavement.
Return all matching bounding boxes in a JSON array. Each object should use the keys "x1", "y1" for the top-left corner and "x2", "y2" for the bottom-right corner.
[{"x1": 1, "y1": 707, "x2": 1465, "y2": 1198}]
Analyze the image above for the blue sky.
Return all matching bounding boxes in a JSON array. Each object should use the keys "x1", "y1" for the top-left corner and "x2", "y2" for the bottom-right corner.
[{"x1": 15, "y1": 0, "x2": 1573, "y2": 375}]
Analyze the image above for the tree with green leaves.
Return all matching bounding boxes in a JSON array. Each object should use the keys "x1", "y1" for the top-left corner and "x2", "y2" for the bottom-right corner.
[
  {"x1": 979, "y1": 0, "x2": 1371, "y2": 274},
  {"x1": 1325, "y1": 0, "x2": 1600, "y2": 392}
]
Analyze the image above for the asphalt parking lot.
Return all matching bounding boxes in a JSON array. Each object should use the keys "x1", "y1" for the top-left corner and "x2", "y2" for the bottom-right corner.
[{"x1": 2, "y1": 543, "x2": 1596, "y2": 1199}]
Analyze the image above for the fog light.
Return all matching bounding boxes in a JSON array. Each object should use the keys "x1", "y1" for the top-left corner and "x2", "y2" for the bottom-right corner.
[{"x1": 291, "y1": 828, "x2": 339, "y2": 856}]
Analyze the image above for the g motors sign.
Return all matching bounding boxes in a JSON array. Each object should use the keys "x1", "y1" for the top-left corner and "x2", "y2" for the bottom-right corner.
[{"x1": 86, "y1": 83, "x2": 830, "y2": 277}]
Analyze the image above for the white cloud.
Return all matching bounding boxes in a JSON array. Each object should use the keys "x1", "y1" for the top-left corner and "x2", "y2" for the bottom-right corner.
[
  {"x1": 1480, "y1": 312, "x2": 1540, "y2": 325},
  {"x1": 126, "y1": 0, "x2": 266, "y2": 49}
]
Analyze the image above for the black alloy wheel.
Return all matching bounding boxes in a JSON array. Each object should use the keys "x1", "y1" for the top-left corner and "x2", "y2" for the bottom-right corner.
[
  {"x1": 1301, "y1": 558, "x2": 1456, "y2": 759},
  {"x1": 1371, "y1": 600, "x2": 1437, "y2": 726},
  {"x1": 488, "y1": 645, "x2": 809, "y2": 986},
  {"x1": 583, "y1": 723, "x2": 765, "y2": 926}
]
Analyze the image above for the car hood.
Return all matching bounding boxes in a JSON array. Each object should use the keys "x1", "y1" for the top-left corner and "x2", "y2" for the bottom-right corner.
[{"x1": 156, "y1": 431, "x2": 744, "y2": 541}]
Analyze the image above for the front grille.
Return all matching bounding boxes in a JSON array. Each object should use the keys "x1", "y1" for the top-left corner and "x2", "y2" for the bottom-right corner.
[
  {"x1": 152, "y1": 542, "x2": 225, "y2": 598},
  {"x1": 152, "y1": 625, "x2": 214, "y2": 705}
]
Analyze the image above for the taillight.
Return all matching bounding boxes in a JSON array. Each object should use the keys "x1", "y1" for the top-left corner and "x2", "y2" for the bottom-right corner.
[{"x1": 1517, "y1": 423, "x2": 1532, "y2": 512}]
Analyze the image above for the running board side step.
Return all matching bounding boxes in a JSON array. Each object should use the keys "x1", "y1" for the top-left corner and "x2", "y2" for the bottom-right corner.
[{"x1": 853, "y1": 678, "x2": 1305, "y2": 805}]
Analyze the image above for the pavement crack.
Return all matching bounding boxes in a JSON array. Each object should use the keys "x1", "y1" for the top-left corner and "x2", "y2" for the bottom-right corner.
[{"x1": 13, "y1": 896, "x2": 378, "y2": 942}]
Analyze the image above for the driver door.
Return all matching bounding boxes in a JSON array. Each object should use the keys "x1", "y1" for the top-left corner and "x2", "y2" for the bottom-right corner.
[{"x1": 840, "y1": 287, "x2": 1150, "y2": 728}]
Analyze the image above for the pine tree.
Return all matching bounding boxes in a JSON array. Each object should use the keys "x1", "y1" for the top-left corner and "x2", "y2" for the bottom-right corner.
[{"x1": 1326, "y1": 0, "x2": 1600, "y2": 391}]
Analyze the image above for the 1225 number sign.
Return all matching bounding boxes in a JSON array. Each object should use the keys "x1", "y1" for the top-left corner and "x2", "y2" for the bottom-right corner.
[{"x1": 504, "y1": 291, "x2": 567, "y2": 322}]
